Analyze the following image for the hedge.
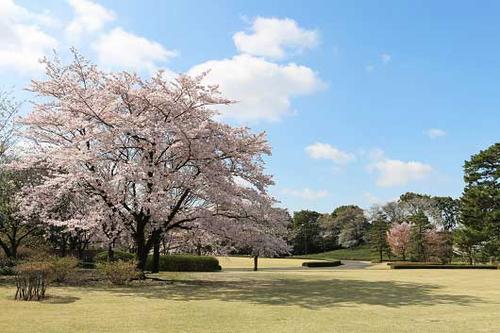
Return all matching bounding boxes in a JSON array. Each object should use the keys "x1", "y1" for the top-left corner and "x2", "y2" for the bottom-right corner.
[
  {"x1": 389, "y1": 262, "x2": 498, "y2": 269},
  {"x1": 145, "y1": 255, "x2": 221, "y2": 272},
  {"x1": 94, "y1": 250, "x2": 135, "y2": 263},
  {"x1": 302, "y1": 260, "x2": 342, "y2": 268}
]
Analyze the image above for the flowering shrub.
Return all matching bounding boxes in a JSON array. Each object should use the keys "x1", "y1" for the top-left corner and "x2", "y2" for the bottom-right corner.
[
  {"x1": 50, "y1": 256, "x2": 79, "y2": 283},
  {"x1": 97, "y1": 260, "x2": 140, "y2": 285}
]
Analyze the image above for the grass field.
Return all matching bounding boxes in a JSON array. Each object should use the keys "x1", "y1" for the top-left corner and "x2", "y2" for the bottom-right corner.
[
  {"x1": 1, "y1": 257, "x2": 499, "y2": 333},
  {"x1": 297, "y1": 244, "x2": 390, "y2": 261}
]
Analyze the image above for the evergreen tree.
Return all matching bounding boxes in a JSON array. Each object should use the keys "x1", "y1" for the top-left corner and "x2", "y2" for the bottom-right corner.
[
  {"x1": 409, "y1": 211, "x2": 432, "y2": 261},
  {"x1": 459, "y1": 143, "x2": 500, "y2": 261}
]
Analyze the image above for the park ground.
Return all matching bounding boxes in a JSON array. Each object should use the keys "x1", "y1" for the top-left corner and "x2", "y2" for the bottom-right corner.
[{"x1": 1, "y1": 257, "x2": 499, "y2": 333}]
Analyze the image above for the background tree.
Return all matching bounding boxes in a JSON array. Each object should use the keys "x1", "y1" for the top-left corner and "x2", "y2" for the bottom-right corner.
[
  {"x1": 368, "y1": 209, "x2": 390, "y2": 261},
  {"x1": 425, "y1": 229, "x2": 453, "y2": 263},
  {"x1": 0, "y1": 91, "x2": 19, "y2": 160},
  {"x1": 290, "y1": 210, "x2": 322, "y2": 255},
  {"x1": 320, "y1": 205, "x2": 368, "y2": 249},
  {"x1": 386, "y1": 222, "x2": 411, "y2": 260},
  {"x1": 408, "y1": 211, "x2": 432, "y2": 261},
  {"x1": 0, "y1": 168, "x2": 43, "y2": 258},
  {"x1": 459, "y1": 143, "x2": 500, "y2": 261},
  {"x1": 433, "y1": 196, "x2": 460, "y2": 231}
]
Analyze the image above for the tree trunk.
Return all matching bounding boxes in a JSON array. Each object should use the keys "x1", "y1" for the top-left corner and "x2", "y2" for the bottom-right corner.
[
  {"x1": 253, "y1": 255, "x2": 259, "y2": 271},
  {"x1": 107, "y1": 244, "x2": 114, "y2": 262},
  {"x1": 151, "y1": 233, "x2": 161, "y2": 273},
  {"x1": 135, "y1": 226, "x2": 148, "y2": 272}
]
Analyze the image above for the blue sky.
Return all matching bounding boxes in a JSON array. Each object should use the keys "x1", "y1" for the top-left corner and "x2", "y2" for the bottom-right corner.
[{"x1": 2, "y1": 0, "x2": 499, "y2": 213}]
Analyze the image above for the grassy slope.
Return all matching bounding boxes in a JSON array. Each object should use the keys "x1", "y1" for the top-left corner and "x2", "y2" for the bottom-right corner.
[
  {"x1": 0, "y1": 257, "x2": 499, "y2": 333},
  {"x1": 296, "y1": 244, "x2": 387, "y2": 261}
]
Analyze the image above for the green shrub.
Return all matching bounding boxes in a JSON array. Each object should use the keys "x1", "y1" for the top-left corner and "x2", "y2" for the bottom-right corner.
[
  {"x1": 94, "y1": 250, "x2": 135, "y2": 263},
  {"x1": 389, "y1": 262, "x2": 498, "y2": 269},
  {"x1": 0, "y1": 258, "x2": 16, "y2": 275},
  {"x1": 97, "y1": 260, "x2": 140, "y2": 285},
  {"x1": 145, "y1": 255, "x2": 221, "y2": 272},
  {"x1": 302, "y1": 260, "x2": 342, "y2": 268},
  {"x1": 79, "y1": 261, "x2": 96, "y2": 269},
  {"x1": 50, "y1": 256, "x2": 79, "y2": 282},
  {"x1": 15, "y1": 261, "x2": 53, "y2": 301}
]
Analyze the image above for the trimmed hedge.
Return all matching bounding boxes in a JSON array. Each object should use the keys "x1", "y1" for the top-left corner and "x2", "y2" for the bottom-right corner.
[
  {"x1": 145, "y1": 255, "x2": 221, "y2": 272},
  {"x1": 302, "y1": 260, "x2": 342, "y2": 268},
  {"x1": 94, "y1": 250, "x2": 135, "y2": 263},
  {"x1": 389, "y1": 262, "x2": 498, "y2": 269}
]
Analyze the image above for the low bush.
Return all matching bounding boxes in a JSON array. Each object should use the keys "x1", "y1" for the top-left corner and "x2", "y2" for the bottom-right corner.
[
  {"x1": 97, "y1": 260, "x2": 140, "y2": 285},
  {"x1": 15, "y1": 261, "x2": 53, "y2": 301},
  {"x1": 145, "y1": 255, "x2": 221, "y2": 272},
  {"x1": 50, "y1": 256, "x2": 79, "y2": 282},
  {"x1": 79, "y1": 261, "x2": 96, "y2": 269},
  {"x1": 94, "y1": 250, "x2": 135, "y2": 263},
  {"x1": 302, "y1": 260, "x2": 342, "y2": 268},
  {"x1": 389, "y1": 262, "x2": 498, "y2": 269},
  {"x1": 0, "y1": 258, "x2": 16, "y2": 276}
]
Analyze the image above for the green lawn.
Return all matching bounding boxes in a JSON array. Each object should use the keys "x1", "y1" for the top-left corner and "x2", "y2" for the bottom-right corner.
[
  {"x1": 297, "y1": 244, "x2": 386, "y2": 261},
  {"x1": 1, "y1": 257, "x2": 499, "y2": 332}
]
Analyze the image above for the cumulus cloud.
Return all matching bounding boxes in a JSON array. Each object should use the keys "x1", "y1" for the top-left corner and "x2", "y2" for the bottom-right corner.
[
  {"x1": 92, "y1": 27, "x2": 177, "y2": 73},
  {"x1": 425, "y1": 128, "x2": 447, "y2": 139},
  {"x1": 233, "y1": 17, "x2": 318, "y2": 60},
  {"x1": 367, "y1": 149, "x2": 433, "y2": 187},
  {"x1": 65, "y1": 0, "x2": 115, "y2": 40},
  {"x1": 305, "y1": 142, "x2": 354, "y2": 164},
  {"x1": 381, "y1": 53, "x2": 391, "y2": 64},
  {"x1": 189, "y1": 54, "x2": 323, "y2": 121},
  {"x1": 0, "y1": 0, "x2": 58, "y2": 74},
  {"x1": 282, "y1": 188, "x2": 329, "y2": 200}
]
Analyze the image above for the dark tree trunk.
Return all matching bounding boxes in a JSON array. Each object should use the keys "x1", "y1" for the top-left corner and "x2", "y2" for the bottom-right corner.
[
  {"x1": 107, "y1": 244, "x2": 114, "y2": 262},
  {"x1": 0, "y1": 240, "x2": 12, "y2": 258},
  {"x1": 135, "y1": 218, "x2": 149, "y2": 272},
  {"x1": 253, "y1": 255, "x2": 259, "y2": 271},
  {"x1": 151, "y1": 232, "x2": 161, "y2": 273}
]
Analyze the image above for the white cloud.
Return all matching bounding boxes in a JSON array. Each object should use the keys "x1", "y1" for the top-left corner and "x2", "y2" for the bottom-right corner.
[
  {"x1": 305, "y1": 142, "x2": 354, "y2": 164},
  {"x1": 425, "y1": 128, "x2": 447, "y2": 139},
  {"x1": 0, "y1": 0, "x2": 58, "y2": 74},
  {"x1": 233, "y1": 17, "x2": 318, "y2": 60},
  {"x1": 367, "y1": 148, "x2": 433, "y2": 187},
  {"x1": 92, "y1": 27, "x2": 177, "y2": 73},
  {"x1": 282, "y1": 188, "x2": 329, "y2": 200},
  {"x1": 371, "y1": 159, "x2": 432, "y2": 187},
  {"x1": 381, "y1": 53, "x2": 391, "y2": 64},
  {"x1": 65, "y1": 0, "x2": 115, "y2": 40},
  {"x1": 189, "y1": 54, "x2": 323, "y2": 121}
]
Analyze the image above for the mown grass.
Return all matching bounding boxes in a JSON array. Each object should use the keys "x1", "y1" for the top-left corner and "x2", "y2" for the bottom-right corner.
[
  {"x1": 0, "y1": 257, "x2": 498, "y2": 333},
  {"x1": 297, "y1": 244, "x2": 386, "y2": 261}
]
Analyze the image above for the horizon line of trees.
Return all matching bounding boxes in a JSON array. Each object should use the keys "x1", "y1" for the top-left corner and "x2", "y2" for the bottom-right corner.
[{"x1": 289, "y1": 143, "x2": 499, "y2": 264}]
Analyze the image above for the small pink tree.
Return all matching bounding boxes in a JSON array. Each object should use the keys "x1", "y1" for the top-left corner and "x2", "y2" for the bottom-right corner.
[
  {"x1": 425, "y1": 229, "x2": 452, "y2": 263},
  {"x1": 386, "y1": 222, "x2": 411, "y2": 261}
]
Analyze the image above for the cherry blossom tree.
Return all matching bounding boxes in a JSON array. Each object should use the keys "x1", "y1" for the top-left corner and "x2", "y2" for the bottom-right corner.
[
  {"x1": 16, "y1": 50, "x2": 284, "y2": 271},
  {"x1": 386, "y1": 222, "x2": 411, "y2": 261}
]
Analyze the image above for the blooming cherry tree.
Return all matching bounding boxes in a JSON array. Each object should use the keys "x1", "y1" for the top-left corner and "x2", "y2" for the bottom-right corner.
[
  {"x1": 386, "y1": 222, "x2": 411, "y2": 261},
  {"x1": 17, "y1": 50, "x2": 285, "y2": 271}
]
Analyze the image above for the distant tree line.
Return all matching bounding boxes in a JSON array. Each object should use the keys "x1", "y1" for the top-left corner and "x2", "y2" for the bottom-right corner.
[{"x1": 289, "y1": 143, "x2": 499, "y2": 264}]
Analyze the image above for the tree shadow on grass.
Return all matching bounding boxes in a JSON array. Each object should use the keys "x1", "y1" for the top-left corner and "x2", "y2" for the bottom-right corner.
[
  {"x1": 41, "y1": 295, "x2": 80, "y2": 304},
  {"x1": 93, "y1": 276, "x2": 484, "y2": 310}
]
